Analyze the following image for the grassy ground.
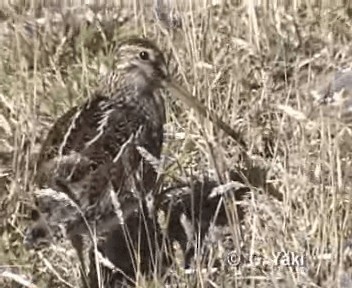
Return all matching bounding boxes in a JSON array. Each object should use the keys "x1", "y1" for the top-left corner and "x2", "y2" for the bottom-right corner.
[{"x1": 0, "y1": 1, "x2": 352, "y2": 287}]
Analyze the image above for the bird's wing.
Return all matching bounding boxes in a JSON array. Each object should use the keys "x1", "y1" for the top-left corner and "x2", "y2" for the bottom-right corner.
[
  {"x1": 36, "y1": 94, "x2": 152, "y2": 186},
  {"x1": 39, "y1": 95, "x2": 146, "y2": 159},
  {"x1": 36, "y1": 105, "x2": 80, "y2": 172}
]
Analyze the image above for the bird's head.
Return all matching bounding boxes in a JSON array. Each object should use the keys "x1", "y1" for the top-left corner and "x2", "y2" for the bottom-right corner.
[
  {"x1": 111, "y1": 37, "x2": 246, "y2": 148},
  {"x1": 114, "y1": 36, "x2": 169, "y2": 88}
]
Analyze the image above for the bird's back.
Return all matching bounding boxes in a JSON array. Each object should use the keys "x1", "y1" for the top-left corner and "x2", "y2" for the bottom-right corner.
[{"x1": 36, "y1": 86, "x2": 165, "y2": 186}]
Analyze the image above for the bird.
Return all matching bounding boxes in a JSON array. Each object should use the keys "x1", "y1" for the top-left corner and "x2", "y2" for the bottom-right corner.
[
  {"x1": 24, "y1": 36, "x2": 172, "y2": 288},
  {"x1": 23, "y1": 35, "x2": 238, "y2": 286},
  {"x1": 25, "y1": 34, "x2": 246, "y2": 249},
  {"x1": 35, "y1": 36, "x2": 169, "y2": 196},
  {"x1": 23, "y1": 35, "x2": 249, "y2": 287},
  {"x1": 31, "y1": 36, "x2": 171, "y2": 228}
]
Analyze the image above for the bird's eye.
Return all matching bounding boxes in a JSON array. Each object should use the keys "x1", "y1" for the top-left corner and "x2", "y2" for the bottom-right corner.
[{"x1": 139, "y1": 51, "x2": 149, "y2": 60}]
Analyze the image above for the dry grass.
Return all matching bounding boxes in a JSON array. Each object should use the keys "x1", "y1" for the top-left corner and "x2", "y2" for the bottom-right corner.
[{"x1": 0, "y1": 0, "x2": 352, "y2": 287}]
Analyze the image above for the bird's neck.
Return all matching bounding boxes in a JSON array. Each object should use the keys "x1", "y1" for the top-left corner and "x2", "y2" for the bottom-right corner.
[
  {"x1": 97, "y1": 70, "x2": 156, "y2": 99},
  {"x1": 95, "y1": 70, "x2": 165, "y2": 122}
]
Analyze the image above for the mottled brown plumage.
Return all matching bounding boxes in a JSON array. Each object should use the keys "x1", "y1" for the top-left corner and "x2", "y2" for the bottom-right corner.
[
  {"x1": 36, "y1": 37, "x2": 167, "y2": 195},
  {"x1": 24, "y1": 37, "x2": 170, "y2": 288},
  {"x1": 24, "y1": 36, "x2": 250, "y2": 287}
]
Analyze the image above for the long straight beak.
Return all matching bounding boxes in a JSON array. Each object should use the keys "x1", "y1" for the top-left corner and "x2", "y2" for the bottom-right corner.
[{"x1": 167, "y1": 81, "x2": 247, "y2": 151}]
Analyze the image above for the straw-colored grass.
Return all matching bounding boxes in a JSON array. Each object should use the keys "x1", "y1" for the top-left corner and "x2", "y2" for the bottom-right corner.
[{"x1": 0, "y1": 1, "x2": 352, "y2": 287}]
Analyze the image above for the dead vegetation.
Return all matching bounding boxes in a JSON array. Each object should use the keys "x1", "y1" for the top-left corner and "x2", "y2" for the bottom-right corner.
[{"x1": 0, "y1": 1, "x2": 352, "y2": 287}]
